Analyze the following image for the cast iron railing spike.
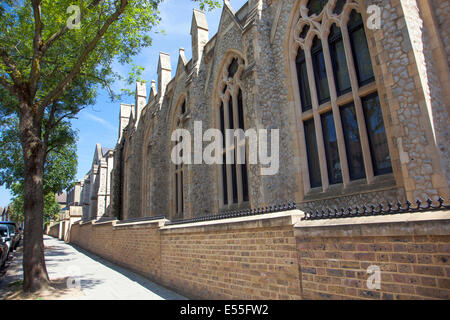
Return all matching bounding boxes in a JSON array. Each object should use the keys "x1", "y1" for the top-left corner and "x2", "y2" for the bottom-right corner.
[
  {"x1": 438, "y1": 197, "x2": 444, "y2": 208},
  {"x1": 349, "y1": 207, "x2": 355, "y2": 217},
  {"x1": 416, "y1": 199, "x2": 422, "y2": 210},
  {"x1": 426, "y1": 199, "x2": 432, "y2": 209},
  {"x1": 406, "y1": 201, "x2": 412, "y2": 210}
]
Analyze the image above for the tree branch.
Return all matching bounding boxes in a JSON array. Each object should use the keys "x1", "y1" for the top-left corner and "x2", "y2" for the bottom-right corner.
[
  {"x1": 43, "y1": 102, "x2": 57, "y2": 147},
  {"x1": 0, "y1": 74, "x2": 17, "y2": 96},
  {"x1": 39, "y1": 0, "x2": 128, "y2": 111},
  {"x1": 29, "y1": 0, "x2": 43, "y2": 100},
  {"x1": 41, "y1": 0, "x2": 104, "y2": 54},
  {"x1": 0, "y1": 45, "x2": 23, "y2": 86}
]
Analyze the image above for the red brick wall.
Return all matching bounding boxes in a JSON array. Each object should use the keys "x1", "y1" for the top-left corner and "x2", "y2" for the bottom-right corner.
[
  {"x1": 297, "y1": 234, "x2": 450, "y2": 299},
  {"x1": 69, "y1": 214, "x2": 303, "y2": 299},
  {"x1": 47, "y1": 224, "x2": 60, "y2": 238},
  {"x1": 70, "y1": 221, "x2": 161, "y2": 281},
  {"x1": 68, "y1": 212, "x2": 450, "y2": 300},
  {"x1": 160, "y1": 225, "x2": 301, "y2": 299}
]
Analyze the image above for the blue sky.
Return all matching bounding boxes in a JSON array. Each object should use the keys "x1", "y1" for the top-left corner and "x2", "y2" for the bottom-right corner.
[{"x1": 0, "y1": 0, "x2": 248, "y2": 208}]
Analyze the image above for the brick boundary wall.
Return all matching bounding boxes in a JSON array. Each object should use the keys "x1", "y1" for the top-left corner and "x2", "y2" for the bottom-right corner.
[
  {"x1": 47, "y1": 223, "x2": 60, "y2": 238},
  {"x1": 68, "y1": 210, "x2": 450, "y2": 300}
]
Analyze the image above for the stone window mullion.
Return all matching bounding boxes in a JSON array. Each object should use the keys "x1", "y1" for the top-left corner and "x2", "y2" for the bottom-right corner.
[
  {"x1": 291, "y1": 45, "x2": 312, "y2": 194},
  {"x1": 223, "y1": 96, "x2": 234, "y2": 206},
  {"x1": 218, "y1": 102, "x2": 228, "y2": 207},
  {"x1": 341, "y1": 23, "x2": 375, "y2": 184},
  {"x1": 231, "y1": 91, "x2": 244, "y2": 204},
  {"x1": 321, "y1": 33, "x2": 351, "y2": 186},
  {"x1": 305, "y1": 47, "x2": 330, "y2": 191}
]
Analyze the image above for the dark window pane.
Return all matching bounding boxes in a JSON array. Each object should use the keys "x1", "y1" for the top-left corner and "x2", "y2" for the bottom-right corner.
[
  {"x1": 241, "y1": 162, "x2": 249, "y2": 202},
  {"x1": 348, "y1": 11, "x2": 374, "y2": 86},
  {"x1": 362, "y1": 93, "x2": 393, "y2": 176},
  {"x1": 222, "y1": 153, "x2": 228, "y2": 206},
  {"x1": 299, "y1": 25, "x2": 310, "y2": 39},
  {"x1": 175, "y1": 172, "x2": 178, "y2": 213},
  {"x1": 307, "y1": 0, "x2": 327, "y2": 16},
  {"x1": 228, "y1": 98, "x2": 235, "y2": 130},
  {"x1": 329, "y1": 24, "x2": 351, "y2": 96},
  {"x1": 296, "y1": 48, "x2": 312, "y2": 111},
  {"x1": 321, "y1": 112, "x2": 343, "y2": 185},
  {"x1": 228, "y1": 58, "x2": 239, "y2": 78},
  {"x1": 238, "y1": 89, "x2": 249, "y2": 202},
  {"x1": 333, "y1": 0, "x2": 346, "y2": 15},
  {"x1": 180, "y1": 172, "x2": 184, "y2": 214},
  {"x1": 238, "y1": 90, "x2": 245, "y2": 130},
  {"x1": 304, "y1": 119, "x2": 322, "y2": 188},
  {"x1": 181, "y1": 101, "x2": 186, "y2": 114},
  {"x1": 231, "y1": 162, "x2": 238, "y2": 204},
  {"x1": 220, "y1": 103, "x2": 228, "y2": 206},
  {"x1": 340, "y1": 103, "x2": 366, "y2": 180},
  {"x1": 312, "y1": 37, "x2": 330, "y2": 104}
]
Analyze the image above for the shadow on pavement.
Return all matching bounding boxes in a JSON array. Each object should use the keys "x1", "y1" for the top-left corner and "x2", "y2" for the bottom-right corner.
[{"x1": 55, "y1": 239, "x2": 186, "y2": 300}]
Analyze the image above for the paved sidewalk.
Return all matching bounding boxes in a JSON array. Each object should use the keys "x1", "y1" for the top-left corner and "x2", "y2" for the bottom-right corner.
[{"x1": 2, "y1": 236, "x2": 186, "y2": 300}]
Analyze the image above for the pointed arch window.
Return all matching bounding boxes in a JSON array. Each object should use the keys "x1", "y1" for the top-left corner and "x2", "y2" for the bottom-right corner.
[
  {"x1": 142, "y1": 126, "x2": 153, "y2": 217},
  {"x1": 292, "y1": 1, "x2": 392, "y2": 193},
  {"x1": 217, "y1": 56, "x2": 249, "y2": 208},
  {"x1": 173, "y1": 100, "x2": 186, "y2": 219}
]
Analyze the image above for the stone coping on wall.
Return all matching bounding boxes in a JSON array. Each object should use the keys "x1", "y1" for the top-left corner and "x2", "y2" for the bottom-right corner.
[
  {"x1": 92, "y1": 219, "x2": 118, "y2": 226},
  {"x1": 113, "y1": 218, "x2": 168, "y2": 229},
  {"x1": 294, "y1": 210, "x2": 450, "y2": 238},
  {"x1": 159, "y1": 210, "x2": 305, "y2": 235},
  {"x1": 74, "y1": 210, "x2": 305, "y2": 233}
]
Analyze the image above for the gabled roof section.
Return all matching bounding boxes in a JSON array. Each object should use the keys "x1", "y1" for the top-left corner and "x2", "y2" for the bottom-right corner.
[
  {"x1": 93, "y1": 143, "x2": 102, "y2": 163},
  {"x1": 149, "y1": 80, "x2": 157, "y2": 101},
  {"x1": 216, "y1": 0, "x2": 244, "y2": 33},
  {"x1": 176, "y1": 47, "x2": 188, "y2": 77}
]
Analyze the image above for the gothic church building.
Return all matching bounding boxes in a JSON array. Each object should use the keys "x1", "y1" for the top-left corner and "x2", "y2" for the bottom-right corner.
[{"x1": 98, "y1": 0, "x2": 448, "y2": 222}]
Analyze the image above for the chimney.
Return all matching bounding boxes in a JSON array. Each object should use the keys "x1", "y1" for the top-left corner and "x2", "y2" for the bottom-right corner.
[{"x1": 190, "y1": 9, "x2": 209, "y2": 67}]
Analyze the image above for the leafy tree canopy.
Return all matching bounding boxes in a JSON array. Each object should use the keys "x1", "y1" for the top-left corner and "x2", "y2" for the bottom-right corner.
[
  {"x1": 0, "y1": 0, "x2": 220, "y2": 292},
  {"x1": 0, "y1": 117, "x2": 77, "y2": 195}
]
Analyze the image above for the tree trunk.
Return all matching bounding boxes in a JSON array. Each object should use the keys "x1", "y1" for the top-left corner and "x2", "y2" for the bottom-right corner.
[{"x1": 19, "y1": 102, "x2": 50, "y2": 292}]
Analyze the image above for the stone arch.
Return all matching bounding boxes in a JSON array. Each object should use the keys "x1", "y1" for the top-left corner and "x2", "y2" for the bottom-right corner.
[
  {"x1": 141, "y1": 118, "x2": 153, "y2": 217},
  {"x1": 169, "y1": 95, "x2": 188, "y2": 220},
  {"x1": 285, "y1": 0, "x2": 397, "y2": 198},
  {"x1": 213, "y1": 50, "x2": 249, "y2": 209}
]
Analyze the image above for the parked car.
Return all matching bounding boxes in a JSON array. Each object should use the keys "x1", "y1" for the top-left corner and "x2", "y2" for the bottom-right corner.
[
  {"x1": 0, "y1": 225, "x2": 11, "y2": 266},
  {"x1": 0, "y1": 222, "x2": 20, "y2": 251}
]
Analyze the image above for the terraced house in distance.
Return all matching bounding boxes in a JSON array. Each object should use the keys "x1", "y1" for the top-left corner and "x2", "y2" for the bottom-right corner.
[{"x1": 64, "y1": 0, "x2": 450, "y2": 300}]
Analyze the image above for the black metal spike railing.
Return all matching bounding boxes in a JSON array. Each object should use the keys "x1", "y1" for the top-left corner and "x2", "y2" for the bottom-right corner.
[
  {"x1": 302, "y1": 197, "x2": 449, "y2": 221},
  {"x1": 165, "y1": 202, "x2": 298, "y2": 226},
  {"x1": 83, "y1": 197, "x2": 449, "y2": 225}
]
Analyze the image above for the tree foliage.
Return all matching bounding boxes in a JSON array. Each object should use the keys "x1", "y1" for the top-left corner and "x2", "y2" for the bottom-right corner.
[
  {"x1": 0, "y1": 117, "x2": 77, "y2": 226},
  {"x1": 0, "y1": 117, "x2": 77, "y2": 194},
  {"x1": 0, "y1": 0, "x2": 220, "y2": 292},
  {"x1": 9, "y1": 192, "x2": 61, "y2": 227}
]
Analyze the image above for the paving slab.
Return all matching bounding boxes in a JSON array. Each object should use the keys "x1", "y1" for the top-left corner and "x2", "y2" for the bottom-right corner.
[{"x1": 2, "y1": 236, "x2": 187, "y2": 300}]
